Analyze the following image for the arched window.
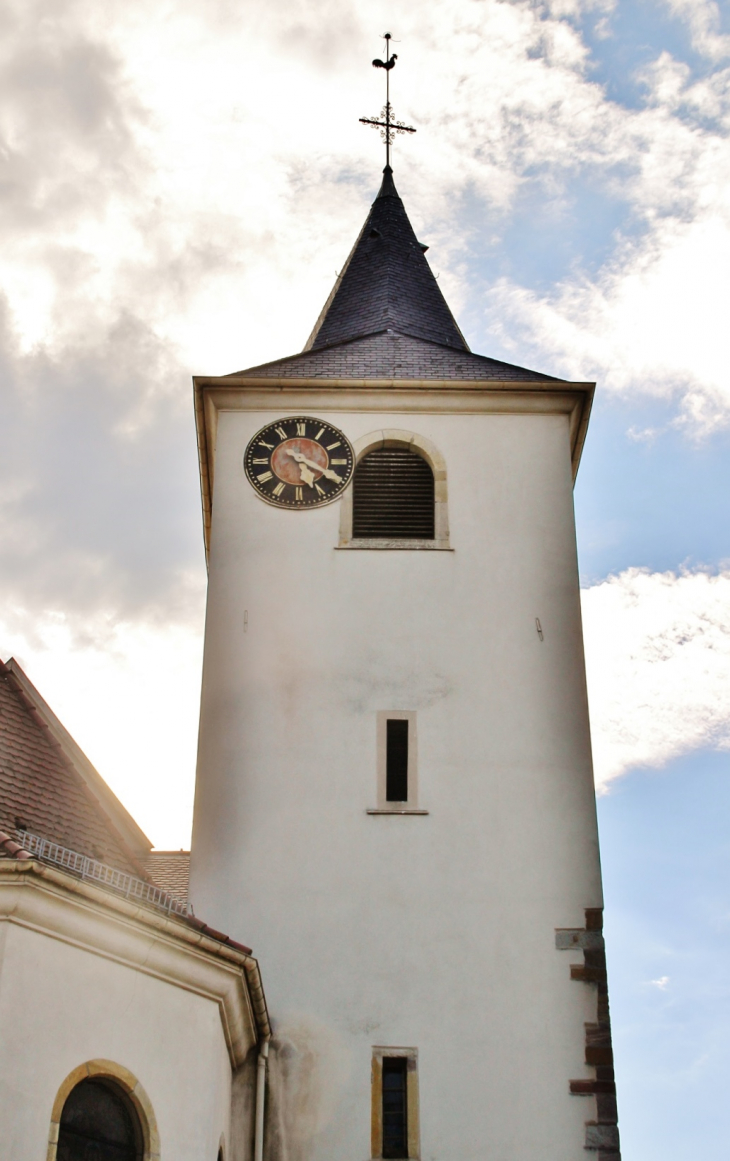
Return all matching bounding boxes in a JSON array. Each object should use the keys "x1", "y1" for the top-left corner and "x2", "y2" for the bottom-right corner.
[
  {"x1": 337, "y1": 430, "x2": 450, "y2": 550},
  {"x1": 352, "y1": 447, "x2": 435, "y2": 540},
  {"x1": 57, "y1": 1078, "x2": 143, "y2": 1161}
]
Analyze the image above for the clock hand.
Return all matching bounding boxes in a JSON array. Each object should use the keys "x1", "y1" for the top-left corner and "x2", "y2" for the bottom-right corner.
[
  {"x1": 287, "y1": 450, "x2": 343, "y2": 483},
  {"x1": 282, "y1": 450, "x2": 315, "y2": 487},
  {"x1": 320, "y1": 466, "x2": 343, "y2": 483},
  {"x1": 298, "y1": 463, "x2": 315, "y2": 488}
]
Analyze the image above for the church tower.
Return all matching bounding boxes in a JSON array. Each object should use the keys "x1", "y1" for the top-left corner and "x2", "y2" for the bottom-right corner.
[{"x1": 190, "y1": 157, "x2": 620, "y2": 1161}]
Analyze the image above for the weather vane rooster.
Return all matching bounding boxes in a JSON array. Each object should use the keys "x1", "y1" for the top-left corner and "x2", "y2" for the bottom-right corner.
[{"x1": 359, "y1": 32, "x2": 416, "y2": 168}]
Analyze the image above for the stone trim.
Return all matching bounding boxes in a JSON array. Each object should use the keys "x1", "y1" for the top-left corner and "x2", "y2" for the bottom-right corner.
[
  {"x1": 366, "y1": 809, "x2": 429, "y2": 816},
  {"x1": 47, "y1": 1059, "x2": 160, "y2": 1161},
  {"x1": 374, "y1": 710, "x2": 420, "y2": 809},
  {"x1": 556, "y1": 908, "x2": 620, "y2": 1160},
  {"x1": 370, "y1": 1046, "x2": 420, "y2": 1161},
  {"x1": 0, "y1": 859, "x2": 264, "y2": 1067},
  {"x1": 338, "y1": 429, "x2": 449, "y2": 549}
]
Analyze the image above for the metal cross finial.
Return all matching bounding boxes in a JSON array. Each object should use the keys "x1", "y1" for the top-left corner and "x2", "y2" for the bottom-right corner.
[{"x1": 359, "y1": 32, "x2": 416, "y2": 169}]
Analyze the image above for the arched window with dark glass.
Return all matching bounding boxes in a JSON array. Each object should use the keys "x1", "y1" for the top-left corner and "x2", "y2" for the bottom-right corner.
[
  {"x1": 352, "y1": 447, "x2": 435, "y2": 540},
  {"x1": 57, "y1": 1077, "x2": 143, "y2": 1161}
]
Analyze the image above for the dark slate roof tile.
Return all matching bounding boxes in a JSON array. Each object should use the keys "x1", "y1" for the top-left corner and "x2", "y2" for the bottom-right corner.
[
  {"x1": 230, "y1": 331, "x2": 558, "y2": 382},
  {"x1": 304, "y1": 166, "x2": 469, "y2": 352}
]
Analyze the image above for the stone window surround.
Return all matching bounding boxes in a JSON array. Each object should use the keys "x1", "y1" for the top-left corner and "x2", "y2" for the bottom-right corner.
[
  {"x1": 367, "y1": 711, "x2": 428, "y2": 816},
  {"x1": 337, "y1": 429, "x2": 450, "y2": 551},
  {"x1": 47, "y1": 1059, "x2": 159, "y2": 1161},
  {"x1": 371, "y1": 1046, "x2": 420, "y2": 1161}
]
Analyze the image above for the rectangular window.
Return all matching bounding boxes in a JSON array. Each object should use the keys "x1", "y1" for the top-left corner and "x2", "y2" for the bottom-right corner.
[
  {"x1": 370, "y1": 712, "x2": 425, "y2": 814},
  {"x1": 372, "y1": 1048, "x2": 419, "y2": 1160},
  {"x1": 386, "y1": 720, "x2": 409, "y2": 802},
  {"x1": 382, "y1": 1057, "x2": 408, "y2": 1158}
]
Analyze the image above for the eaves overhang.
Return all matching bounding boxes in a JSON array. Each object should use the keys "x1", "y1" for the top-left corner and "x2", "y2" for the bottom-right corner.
[{"x1": 193, "y1": 375, "x2": 595, "y2": 565}]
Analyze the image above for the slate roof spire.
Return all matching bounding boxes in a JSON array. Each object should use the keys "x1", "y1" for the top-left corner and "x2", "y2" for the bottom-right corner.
[{"x1": 303, "y1": 165, "x2": 469, "y2": 353}]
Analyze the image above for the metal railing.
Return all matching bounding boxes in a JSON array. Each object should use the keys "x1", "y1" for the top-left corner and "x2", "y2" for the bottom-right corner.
[{"x1": 17, "y1": 831, "x2": 190, "y2": 918}]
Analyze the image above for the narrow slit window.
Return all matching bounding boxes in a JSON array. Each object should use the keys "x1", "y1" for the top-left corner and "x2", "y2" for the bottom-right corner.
[
  {"x1": 382, "y1": 1057, "x2": 408, "y2": 1159},
  {"x1": 386, "y1": 720, "x2": 409, "y2": 802}
]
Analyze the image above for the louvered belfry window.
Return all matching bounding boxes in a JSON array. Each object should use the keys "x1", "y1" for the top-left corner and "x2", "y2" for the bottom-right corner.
[{"x1": 353, "y1": 448, "x2": 435, "y2": 539}]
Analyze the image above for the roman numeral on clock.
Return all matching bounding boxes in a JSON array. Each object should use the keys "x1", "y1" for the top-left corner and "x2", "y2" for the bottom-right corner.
[{"x1": 245, "y1": 418, "x2": 354, "y2": 509}]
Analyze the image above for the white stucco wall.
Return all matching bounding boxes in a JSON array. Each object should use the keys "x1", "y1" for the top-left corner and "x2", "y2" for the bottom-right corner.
[
  {"x1": 0, "y1": 880, "x2": 239, "y2": 1161},
  {"x1": 191, "y1": 403, "x2": 602, "y2": 1161}
]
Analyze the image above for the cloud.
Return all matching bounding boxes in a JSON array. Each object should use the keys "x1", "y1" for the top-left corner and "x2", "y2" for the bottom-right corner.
[
  {"x1": 4, "y1": 0, "x2": 729, "y2": 407},
  {"x1": 488, "y1": 207, "x2": 730, "y2": 434},
  {"x1": 650, "y1": 975, "x2": 671, "y2": 989},
  {"x1": 582, "y1": 567, "x2": 730, "y2": 792},
  {"x1": 479, "y1": 40, "x2": 730, "y2": 429},
  {"x1": 661, "y1": 0, "x2": 730, "y2": 61},
  {"x1": 0, "y1": 302, "x2": 204, "y2": 622}
]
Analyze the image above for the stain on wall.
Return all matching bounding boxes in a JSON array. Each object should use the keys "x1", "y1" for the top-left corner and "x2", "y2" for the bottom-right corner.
[{"x1": 265, "y1": 1017, "x2": 352, "y2": 1161}]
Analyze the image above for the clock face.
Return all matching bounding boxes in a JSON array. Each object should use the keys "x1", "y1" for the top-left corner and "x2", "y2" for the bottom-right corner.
[{"x1": 244, "y1": 416, "x2": 355, "y2": 509}]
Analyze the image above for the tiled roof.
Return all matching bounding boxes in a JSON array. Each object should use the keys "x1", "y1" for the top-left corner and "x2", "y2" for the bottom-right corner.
[
  {"x1": 142, "y1": 850, "x2": 190, "y2": 904},
  {"x1": 305, "y1": 166, "x2": 468, "y2": 353},
  {"x1": 229, "y1": 330, "x2": 557, "y2": 382},
  {"x1": 0, "y1": 662, "x2": 259, "y2": 962},
  {"x1": 0, "y1": 659, "x2": 146, "y2": 877},
  {"x1": 0, "y1": 830, "x2": 31, "y2": 859}
]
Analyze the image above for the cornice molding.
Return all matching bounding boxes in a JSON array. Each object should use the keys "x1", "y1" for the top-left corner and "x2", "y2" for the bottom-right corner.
[{"x1": 0, "y1": 860, "x2": 267, "y2": 1066}]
